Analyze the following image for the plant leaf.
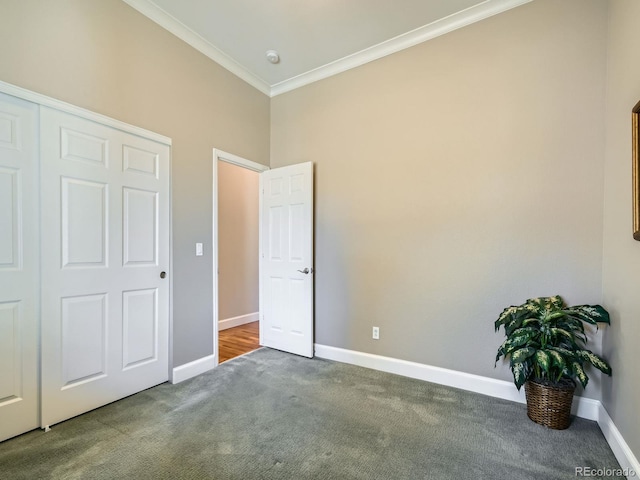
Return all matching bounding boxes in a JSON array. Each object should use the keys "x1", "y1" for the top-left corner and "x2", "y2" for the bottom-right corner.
[
  {"x1": 534, "y1": 350, "x2": 551, "y2": 376},
  {"x1": 522, "y1": 318, "x2": 541, "y2": 327},
  {"x1": 548, "y1": 295, "x2": 565, "y2": 309},
  {"x1": 577, "y1": 350, "x2": 612, "y2": 375},
  {"x1": 511, "y1": 362, "x2": 528, "y2": 390},
  {"x1": 572, "y1": 362, "x2": 589, "y2": 388},
  {"x1": 566, "y1": 305, "x2": 610, "y2": 326},
  {"x1": 510, "y1": 347, "x2": 536, "y2": 365},
  {"x1": 557, "y1": 317, "x2": 585, "y2": 334},
  {"x1": 546, "y1": 349, "x2": 566, "y2": 372},
  {"x1": 495, "y1": 339, "x2": 508, "y2": 364},
  {"x1": 495, "y1": 306, "x2": 519, "y2": 331},
  {"x1": 526, "y1": 296, "x2": 565, "y2": 311},
  {"x1": 547, "y1": 311, "x2": 566, "y2": 321},
  {"x1": 550, "y1": 327, "x2": 576, "y2": 344},
  {"x1": 548, "y1": 346, "x2": 577, "y2": 360},
  {"x1": 504, "y1": 327, "x2": 539, "y2": 353},
  {"x1": 504, "y1": 316, "x2": 524, "y2": 337}
]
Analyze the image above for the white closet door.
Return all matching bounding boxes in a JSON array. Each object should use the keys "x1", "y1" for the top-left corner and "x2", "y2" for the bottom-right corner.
[
  {"x1": 40, "y1": 107, "x2": 170, "y2": 428},
  {"x1": 0, "y1": 93, "x2": 39, "y2": 442}
]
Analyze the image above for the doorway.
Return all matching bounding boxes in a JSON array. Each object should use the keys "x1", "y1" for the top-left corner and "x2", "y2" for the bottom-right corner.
[{"x1": 213, "y1": 150, "x2": 268, "y2": 363}]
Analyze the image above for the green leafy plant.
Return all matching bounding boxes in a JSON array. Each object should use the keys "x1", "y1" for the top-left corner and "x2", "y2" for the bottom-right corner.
[{"x1": 494, "y1": 295, "x2": 612, "y2": 390}]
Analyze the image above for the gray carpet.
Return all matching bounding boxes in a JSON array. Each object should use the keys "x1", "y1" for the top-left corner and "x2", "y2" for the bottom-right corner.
[{"x1": 0, "y1": 348, "x2": 624, "y2": 480}]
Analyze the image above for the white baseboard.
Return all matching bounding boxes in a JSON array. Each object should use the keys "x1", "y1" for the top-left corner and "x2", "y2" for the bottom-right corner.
[
  {"x1": 314, "y1": 344, "x2": 638, "y2": 473},
  {"x1": 597, "y1": 404, "x2": 640, "y2": 475},
  {"x1": 573, "y1": 396, "x2": 600, "y2": 422},
  {"x1": 314, "y1": 343, "x2": 527, "y2": 404},
  {"x1": 219, "y1": 312, "x2": 259, "y2": 331},
  {"x1": 170, "y1": 353, "x2": 217, "y2": 384}
]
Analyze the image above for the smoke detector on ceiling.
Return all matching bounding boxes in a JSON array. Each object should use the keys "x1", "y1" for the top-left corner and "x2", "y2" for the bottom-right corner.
[{"x1": 266, "y1": 50, "x2": 280, "y2": 64}]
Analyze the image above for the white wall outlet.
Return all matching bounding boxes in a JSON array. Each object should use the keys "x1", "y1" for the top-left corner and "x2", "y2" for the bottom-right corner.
[
  {"x1": 372, "y1": 326, "x2": 380, "y2": 340},
  {"x1": 196, "y1": 243, "x2": 203, "y2": 256}
]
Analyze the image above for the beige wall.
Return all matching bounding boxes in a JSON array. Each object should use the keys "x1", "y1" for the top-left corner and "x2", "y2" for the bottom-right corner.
[
  {"x1": 218, "y1": 161, "x2": 259, "y2": 321},
  {"x1": 0, "y1": 0, "x2": 270, "y2": 366},
  {"x1": 271, "y1": 0, "x2": 608, "y2": 394},
  {"x1": 602, "y1": 0, "x2": 640, "y2": 459}
]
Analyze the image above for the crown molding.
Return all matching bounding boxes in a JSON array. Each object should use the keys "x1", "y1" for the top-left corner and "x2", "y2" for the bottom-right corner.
[
  {"x1": 121, "y1": 0, "x2": 271, "y2": 96},
  {"x1": 270, "y1": 0, "x2": 533, "y2": 96},
  {"x1": 122, "y1": 0, "x2": 532, "y2": 98}
]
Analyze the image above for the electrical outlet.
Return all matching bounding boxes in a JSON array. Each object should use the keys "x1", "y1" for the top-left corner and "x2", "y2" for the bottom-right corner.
[{"x1": 372, "y1": 326, "x2": 380, "y2": 340}]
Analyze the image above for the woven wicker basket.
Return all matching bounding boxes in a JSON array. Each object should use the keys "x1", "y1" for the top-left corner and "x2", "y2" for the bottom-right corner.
[{"x1": 524, "y1": 379, "x2": 576, "y2": 430}]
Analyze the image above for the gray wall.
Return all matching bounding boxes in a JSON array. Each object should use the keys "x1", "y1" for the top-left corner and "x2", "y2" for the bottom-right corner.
[
  {"x1": 602, "y1": 0, "x2": 640, "y2": 460},
  {"x1": 218, "y1": 161, "x2": 259, "y2": 321},
  {"x1": 271, "y1": 0, "x2": 609, "y2": 396},
  {"x1": 0, "y1": 0, "x2": 270, "y2": 366}
]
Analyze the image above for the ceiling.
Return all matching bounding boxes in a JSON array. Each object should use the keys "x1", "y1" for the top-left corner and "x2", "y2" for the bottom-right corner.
[{"x1": 122, "y1": 0, "x2": 532, "y2": 96}]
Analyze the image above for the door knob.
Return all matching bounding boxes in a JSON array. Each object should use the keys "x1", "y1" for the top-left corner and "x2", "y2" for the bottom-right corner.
[
  {"x1": 297, "y1": 268, "x2": 311, "y2": 274},
  {"x1": 160, "y1": 271, "x2": 167, "y2": 279}
]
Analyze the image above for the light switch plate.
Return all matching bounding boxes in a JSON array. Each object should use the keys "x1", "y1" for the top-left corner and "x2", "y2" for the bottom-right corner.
[{"x1": 196, "y1": 243, "x2": 203, "y2": 256}]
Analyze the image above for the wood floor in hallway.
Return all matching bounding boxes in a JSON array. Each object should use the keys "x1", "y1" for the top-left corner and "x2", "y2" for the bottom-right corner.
[{"x1": 219, "y1": 321, "x2": 260, "y2": 363}]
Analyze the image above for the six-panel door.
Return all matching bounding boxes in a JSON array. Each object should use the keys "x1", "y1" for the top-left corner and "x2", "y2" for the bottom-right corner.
[
  {"x1": 260, "y1": 162, "x2": 314, "y2": 358},
  {"x1": 0, "y1": 93, "x2": 39, "y2": 442},
  {"x1": 39, "y1": 107, "x2": 170, "y2": 428}
]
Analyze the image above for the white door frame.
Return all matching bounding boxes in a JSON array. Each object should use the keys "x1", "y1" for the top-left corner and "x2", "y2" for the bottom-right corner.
[{"x1": 212, "y1": 149, "x2": 269, "y2": 364}]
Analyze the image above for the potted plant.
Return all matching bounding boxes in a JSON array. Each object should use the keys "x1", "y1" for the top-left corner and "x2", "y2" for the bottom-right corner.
[{"x1": 494, "y1": 295, "x2": 612, "y2": 429}]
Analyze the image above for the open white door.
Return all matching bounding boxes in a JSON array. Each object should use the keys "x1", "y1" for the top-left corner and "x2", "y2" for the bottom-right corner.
[{"x1": 260, "y1": 162, "x2": 314, "y2": 358}]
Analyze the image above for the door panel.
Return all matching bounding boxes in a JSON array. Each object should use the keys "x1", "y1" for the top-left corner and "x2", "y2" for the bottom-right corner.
[
  {"x1": 0, "y1": 93, "x2": 39, "y2": 442},
  {"x1": 0, "y1": 302, "x2": 22, "y2": 399},
  {"x1": 260, "y1": 162, "x2": 314, "y2": 358},
  {"x1": 0, "y1": 167, "x2": 19, "y2": 267},
  {"x1": 61, "y1": 178, "x2": 107, "y2": 267},
  {"x1": 61, "y1": 294, "x2": 107, "y2": 387},
  {"x1": 123, "y1": 188, "x2": 158, "y2": 265},
  {"x1": 61, "y1": 127, "x2": 108, "y2": 166},
  {"x1": 123, "y1": 144, "x2": 158, "y2": 177},
  {"x1": 122, "y1": 288, "x2": 158, "y2": 369},
  {"x1": 40, "y1": 107, "x2": 170, "y2": 428}
]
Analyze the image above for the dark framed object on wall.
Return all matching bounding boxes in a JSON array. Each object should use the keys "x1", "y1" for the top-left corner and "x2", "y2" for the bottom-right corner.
[{"x1": 634, "y1": 100, "x2": 640, "y2": 240}]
